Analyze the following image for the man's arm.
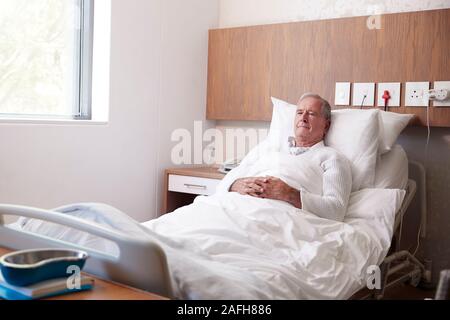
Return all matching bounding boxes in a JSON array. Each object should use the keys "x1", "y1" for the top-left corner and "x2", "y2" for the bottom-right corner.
[
  {"x1": 256, "y1": 155, "x2": 351, "y2": 221},
  {"x1": 300, "y1": 155, "x2": 352, "y2": 221}
]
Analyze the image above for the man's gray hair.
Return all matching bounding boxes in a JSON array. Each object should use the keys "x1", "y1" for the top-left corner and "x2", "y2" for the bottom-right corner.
[{"x1": 298, "y1": 93, "x2": 331, "y2": 121}]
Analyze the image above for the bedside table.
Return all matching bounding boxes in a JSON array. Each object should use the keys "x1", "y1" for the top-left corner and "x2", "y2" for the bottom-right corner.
[{"x1": 163, "y1": 166, "x2": 226, "y2": 214}]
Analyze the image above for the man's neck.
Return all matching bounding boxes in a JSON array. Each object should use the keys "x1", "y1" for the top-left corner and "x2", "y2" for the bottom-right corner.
[{"x1": 295, "y1": 139, "x2": 323, "y2": 148}]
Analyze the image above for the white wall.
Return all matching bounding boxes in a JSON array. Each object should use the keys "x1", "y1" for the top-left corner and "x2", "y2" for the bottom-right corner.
[
  {"x1": 156, "y1": 0, "x2": 219, "y2": 213},
  {"x1": 0, "y1": 0, "x2": 219, "y2": 222},
  {"x1": 219, "y1": 0, "x2": 450, "y2": 28}
]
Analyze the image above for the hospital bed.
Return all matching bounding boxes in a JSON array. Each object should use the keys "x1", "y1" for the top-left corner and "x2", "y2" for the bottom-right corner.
[
  {"x1": 0, "y1": 145, "x2": 428, "y2": 300},
  {"x1": 351, "y1": 159, "x2": 428, "y2": 299}
]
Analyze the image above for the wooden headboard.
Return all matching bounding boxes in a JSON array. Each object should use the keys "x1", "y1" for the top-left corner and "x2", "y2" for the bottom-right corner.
[{"x1": 206, "y1": 9, "x2": 450, "y2": 127}]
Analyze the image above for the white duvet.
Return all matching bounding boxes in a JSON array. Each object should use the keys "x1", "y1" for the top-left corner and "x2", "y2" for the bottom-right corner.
[
  {"x1": 13, "y1": 185, "x2": 405, "y2": 300},
  {"x1": 142, "y1": 187, "x2": 404, "y2": 299}
]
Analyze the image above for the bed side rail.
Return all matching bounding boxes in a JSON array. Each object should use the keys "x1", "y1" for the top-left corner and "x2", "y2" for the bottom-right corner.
[
  {"x1": 0, "y1": 204, "x2": 173, "y2": 298},
  {"x1": 393, "y1": 179, "x2": 416, "y2": 234},
  {"x1": 408, "y1": 160, "x2": 427, "y2": 238},
  {"x1": 435, "y1": 270, "x2": 450, "y2": 300}
]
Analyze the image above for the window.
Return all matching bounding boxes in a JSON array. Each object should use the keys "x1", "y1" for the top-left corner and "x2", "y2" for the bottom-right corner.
[{"x1": 0, "y1": 0, "x2": 94, "y2": 120}]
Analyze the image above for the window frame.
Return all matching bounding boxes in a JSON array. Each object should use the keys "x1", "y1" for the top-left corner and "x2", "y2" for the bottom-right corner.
[
  {"x1": 77, "y1": 0, "x2": 94, "y2": 120},
  {"x1": 0, "y1": 0, "x2": 95, "y2": 121}
]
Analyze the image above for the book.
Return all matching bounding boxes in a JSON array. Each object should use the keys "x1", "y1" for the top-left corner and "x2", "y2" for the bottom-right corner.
[{"x1": 0, "y1": 272, "x2": 95, "y2": 300}]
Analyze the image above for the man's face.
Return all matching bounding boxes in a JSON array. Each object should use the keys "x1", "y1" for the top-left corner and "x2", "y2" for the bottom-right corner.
[{"x1": 294, "y1": 97, "x2": 330, "y2": 146}]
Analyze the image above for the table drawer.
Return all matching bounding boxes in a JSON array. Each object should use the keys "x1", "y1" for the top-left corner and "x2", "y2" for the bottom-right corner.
[{"x1": 168, "y1": 175, "x2": 220, "y2": 196}]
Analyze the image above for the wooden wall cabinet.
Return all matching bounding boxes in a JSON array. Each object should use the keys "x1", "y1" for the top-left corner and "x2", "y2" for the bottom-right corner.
[{"x1": 207, "y1": 9, "x2": 450, "y2": 127}]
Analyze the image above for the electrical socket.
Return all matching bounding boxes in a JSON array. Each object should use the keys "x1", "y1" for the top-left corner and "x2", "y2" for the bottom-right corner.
[
  {"x1": 435, "y1": 89, "x2": 450, "y2": 100},
  {"x1": 433, "y1": 81, "x2": 450, "y2": 107},
  {"x1": 405, "y1": 82, "x2": 430, "y2": 107},
  {"x1": 353, "y1": 83, "x2": 375, "y2": 107},
  {"x1": 427, "y1": 89, "x2": 450, "y2": 101}
]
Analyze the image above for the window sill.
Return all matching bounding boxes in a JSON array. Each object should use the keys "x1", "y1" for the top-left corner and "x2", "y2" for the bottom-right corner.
[{"x1": 0, "y1": 118, "x2": 109, "y2": 126}]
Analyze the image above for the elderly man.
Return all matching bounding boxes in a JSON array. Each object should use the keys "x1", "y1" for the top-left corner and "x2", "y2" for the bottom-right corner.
[{"x1": 228, "y1": 93, "x2": 352, "y2": 221}]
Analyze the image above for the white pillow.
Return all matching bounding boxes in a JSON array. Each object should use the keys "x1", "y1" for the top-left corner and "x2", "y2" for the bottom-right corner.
[
  {"x1": 378, "y1": 111, "x2": 414, "y2": 154},
  {"x1": 268, "y1": 97, "x2": 414, "y2": 155},
  {"x1": 325, "y1": 109, "x2": 380, "y2": 191},
  {"x1": 268, "y1": 97, "x2": 297, "y2": 153},
  {"x1": 374, "y1": 145, "x2": 409, "y2": 190},
  {"x1": 268, "y1": 98, "x2": 380, "y2": 191}
]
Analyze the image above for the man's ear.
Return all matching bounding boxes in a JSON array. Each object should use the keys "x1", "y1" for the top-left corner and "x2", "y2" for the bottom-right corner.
[{"x1": 323, "y1": 120, "x2": 331, "y2": 137}]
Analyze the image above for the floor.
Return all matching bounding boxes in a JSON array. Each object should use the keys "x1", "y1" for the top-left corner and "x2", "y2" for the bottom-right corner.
[{"x1": 381, "y1": 284, "x2": 436, "y2": 300}]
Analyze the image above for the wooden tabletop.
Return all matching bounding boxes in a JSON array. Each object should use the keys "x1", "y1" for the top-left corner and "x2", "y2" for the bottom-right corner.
[
  {"x1": 0, "y1": 247, "x2": 168, "y2": 300},
  {"x1": 165, "y1": 165, "x2": 226, "y2": 180}
]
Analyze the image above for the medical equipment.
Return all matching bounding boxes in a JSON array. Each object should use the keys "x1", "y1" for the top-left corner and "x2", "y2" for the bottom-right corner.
[
  {"x1": 0, "y1": 248, "x2": 88, "y2": 286},
  {"x1": 219, "y1": 158, "x2": 242, "y2": 174},
  {"x1": 382, "y1": 90, "x2": 391, "y2": 111}
]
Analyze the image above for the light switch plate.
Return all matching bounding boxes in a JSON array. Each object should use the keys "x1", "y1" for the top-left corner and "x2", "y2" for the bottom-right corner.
[
  {"x1": 405, "y1": 82, "x2": 430, "y2": 107},
  {"x1": 433, "y1": 81, "x2": 450, "y2": 107},
  {"x1": 377, "y1": 83, "x2": 401, "y2": 108},
  {"x1": 335, "y1": 82, "x2": 351, "y2": 106},
  {"x1": 353, "y1": 83, "x2": 375, "y2": 107}
]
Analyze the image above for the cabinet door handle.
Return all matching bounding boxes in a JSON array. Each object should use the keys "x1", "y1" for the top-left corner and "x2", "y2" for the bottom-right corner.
[{"x1": 184, "y1": 183, "x2": 207, "y2": 190}]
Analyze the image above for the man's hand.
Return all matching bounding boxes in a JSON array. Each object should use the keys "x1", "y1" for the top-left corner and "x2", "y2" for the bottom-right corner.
[
  {"x1": 229, "y1": 177, "x2": 268, "y2": 197},
  {"x1": 230, "y1": 176, "x2": 302, "y2": 209},
  {"x1": 258, "y1": 177, "x2": 302, "y2": 209}
]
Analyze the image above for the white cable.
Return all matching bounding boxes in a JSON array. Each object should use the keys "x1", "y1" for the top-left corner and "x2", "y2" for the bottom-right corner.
[
  {"x1": 412, "y1": 103, "x2": 430, "y2": 257},
  {"x1": 398, "y1": 214, "x2": 403, "y2": 249},
  {"x1": 425, "y1": 102, "x2": 431, "y2": 155},
  {"x1": 413, "y1": 222, "x2": 422, "y2": 257}
]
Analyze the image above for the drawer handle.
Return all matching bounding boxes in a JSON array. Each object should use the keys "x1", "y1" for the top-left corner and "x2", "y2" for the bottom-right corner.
[{"x1": 184, "y1": 183, "x2": 207, "y2": 190}]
